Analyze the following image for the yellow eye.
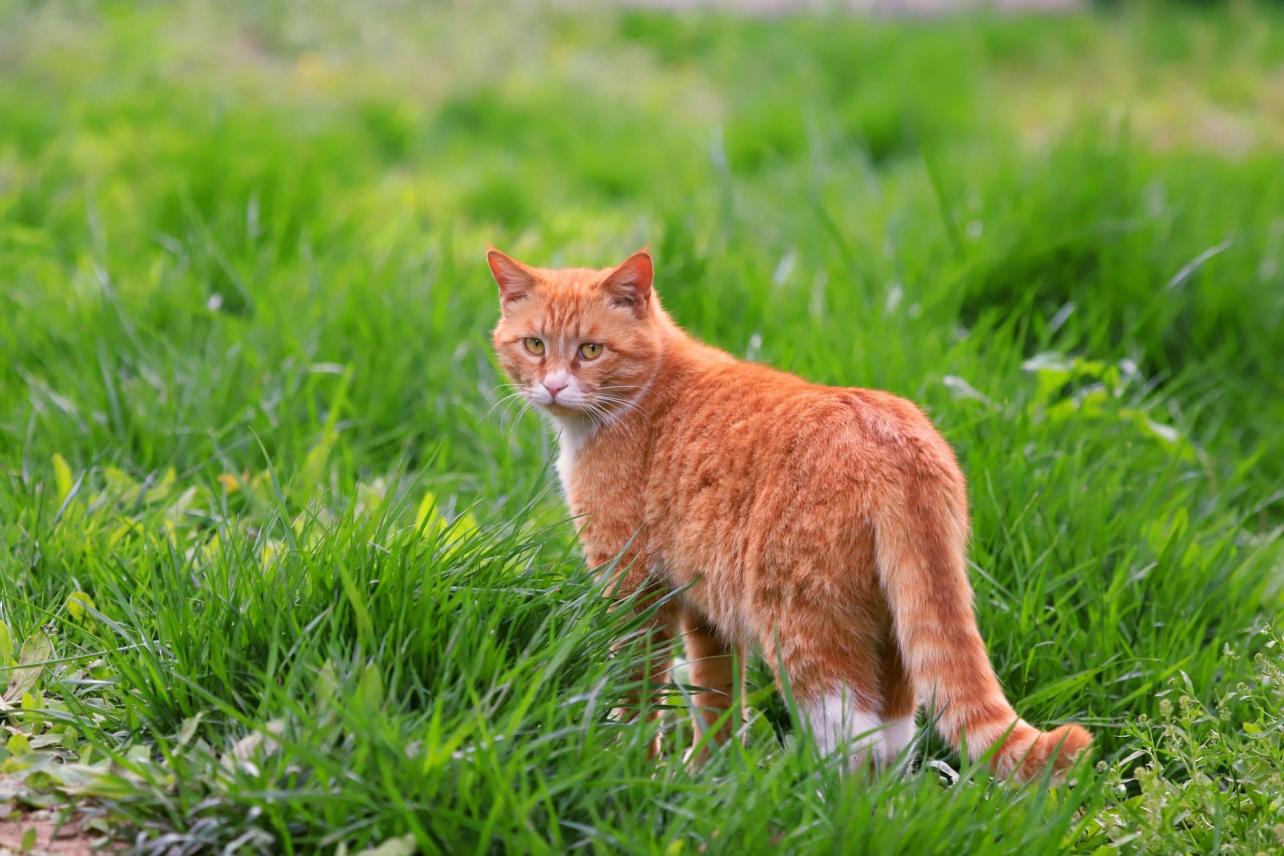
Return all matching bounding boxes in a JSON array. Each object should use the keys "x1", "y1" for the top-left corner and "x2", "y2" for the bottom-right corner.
[
  {"x1": 523, "y1": 337, "x2": 545, "y2": 356},
  {"x1": 578, "y1": 342, "x2": 602, "y2": 360}
]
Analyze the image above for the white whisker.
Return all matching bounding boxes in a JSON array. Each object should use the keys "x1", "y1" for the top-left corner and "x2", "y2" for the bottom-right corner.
[{"x1": 485, "y1": 390, "x2": 531, "y2": 419}]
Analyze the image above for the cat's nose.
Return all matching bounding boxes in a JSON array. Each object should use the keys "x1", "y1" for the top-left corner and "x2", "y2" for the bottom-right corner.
[{"x1": 542, "y1": 379, "x2": 569, "y2": 400}]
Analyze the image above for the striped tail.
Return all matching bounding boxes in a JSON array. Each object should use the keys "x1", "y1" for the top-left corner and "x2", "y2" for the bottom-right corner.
[{"x1": 874, "y1": 478, "x2": 1092, "y2": 781}]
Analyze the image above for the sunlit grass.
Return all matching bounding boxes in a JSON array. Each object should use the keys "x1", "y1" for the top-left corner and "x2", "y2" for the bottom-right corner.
[{"x1": 1, "y1": 1, "x2": 1282, "y2": 852}]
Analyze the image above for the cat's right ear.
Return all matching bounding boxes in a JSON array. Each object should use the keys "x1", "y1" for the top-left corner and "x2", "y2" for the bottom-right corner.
[
  {"x1": 487, "y1": 248, "x2": 536, "y2": 309},
  {"x1": 601, "y1": 250, "x2": 653, "y2": 319}
]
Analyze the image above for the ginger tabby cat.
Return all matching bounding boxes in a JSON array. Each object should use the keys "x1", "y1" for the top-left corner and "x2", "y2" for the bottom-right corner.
[{"x1": 487, "y1": 247, "x2": 1091, "y2": 781}]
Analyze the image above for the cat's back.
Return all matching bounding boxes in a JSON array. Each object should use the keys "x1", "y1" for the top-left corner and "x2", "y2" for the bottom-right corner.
[
  {"x1": 642, "y1": 351, "x2": 965, "y2": 613},
  {"x1": 649, "y1": 349, "x2": 963, "y2": 505}
]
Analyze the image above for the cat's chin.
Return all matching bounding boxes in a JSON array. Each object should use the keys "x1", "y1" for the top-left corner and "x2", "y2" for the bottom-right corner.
[{"x1": 540, "y1": 401, "x2": 590, "y2": 419}]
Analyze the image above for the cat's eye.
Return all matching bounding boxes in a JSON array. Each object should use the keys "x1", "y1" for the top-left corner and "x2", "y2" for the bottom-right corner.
[
  {"x1": 578, "y1": 342, "x2": 603, "y2": 360},
  {"x1": 523, "y1": 337, "x2": 545, "y2": 356}
]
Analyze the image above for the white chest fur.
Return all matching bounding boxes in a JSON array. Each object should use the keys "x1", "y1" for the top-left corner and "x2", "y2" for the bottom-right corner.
[{"x1": 551, "y1": 414, "x2": 596, "y2": 501}]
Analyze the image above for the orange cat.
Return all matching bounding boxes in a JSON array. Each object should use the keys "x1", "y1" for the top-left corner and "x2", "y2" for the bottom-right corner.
[{"x1": 488, "y1": 247, "x2": 1091, "y2": 781}]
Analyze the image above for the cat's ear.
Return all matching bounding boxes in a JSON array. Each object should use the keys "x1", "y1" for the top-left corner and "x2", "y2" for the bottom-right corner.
[
  {"x1": 487, "y1": 248, "x2": 537, "y2": 308},
  {"x1": 601, "y1": 250, "x2": 653, "y2": 318}
]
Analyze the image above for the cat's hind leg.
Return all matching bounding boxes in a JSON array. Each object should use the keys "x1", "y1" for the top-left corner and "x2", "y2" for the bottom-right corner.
[
  {"x1": 762, "y1": 611, "x2": 886, "y2": 771},
  {"x1": 802, "y1": 685, "x2": 884, "y2": 771},
  {"x1": 878, "y1": 635, "x2": 918, "y2": 767}
]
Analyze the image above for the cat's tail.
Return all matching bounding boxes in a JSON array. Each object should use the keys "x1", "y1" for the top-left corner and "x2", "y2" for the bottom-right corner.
[{"x1": 873, "y1": 477, "x2": 1092, "y2": 782}]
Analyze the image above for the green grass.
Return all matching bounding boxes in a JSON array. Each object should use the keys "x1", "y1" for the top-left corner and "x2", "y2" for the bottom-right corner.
[{"x1": 2, "y1": 1, "x2": 1283, "y2": 852}]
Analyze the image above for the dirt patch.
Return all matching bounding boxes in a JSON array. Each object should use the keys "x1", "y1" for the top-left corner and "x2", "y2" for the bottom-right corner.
[{"x1": 0, "y1": 811, "x2": 120, "y2": 856}]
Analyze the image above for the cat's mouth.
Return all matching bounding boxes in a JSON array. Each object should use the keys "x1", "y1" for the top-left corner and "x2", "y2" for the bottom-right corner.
[
  {"x1": 542, "y1": 400, "x2": 596, "y2": 419},
  {"x1": 525, "y1": 387, "x2": 589, "y2": 414}
]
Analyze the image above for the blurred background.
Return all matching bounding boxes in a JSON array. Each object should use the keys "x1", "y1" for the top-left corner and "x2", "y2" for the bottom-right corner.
[{"x1": 4, "y1": 0, "x2": 1281, "y2": 479}]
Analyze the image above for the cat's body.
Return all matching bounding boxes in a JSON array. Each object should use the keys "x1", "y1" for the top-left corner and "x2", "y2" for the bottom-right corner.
[{"x1": 488, "y1": 248, "x2": 1091, "y2": 780}]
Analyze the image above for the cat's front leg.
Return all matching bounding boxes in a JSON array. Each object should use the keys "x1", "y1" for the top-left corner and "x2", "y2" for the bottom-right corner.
[
  {"x1": 597, "y1": 550, "x2": 680, "y2": 757},
  {"x1": 611, "y1": 617, "x2": 676, "y2": 758},
  {"x1": 680, "y1": 609, "x2": 743, "y2": 764}
]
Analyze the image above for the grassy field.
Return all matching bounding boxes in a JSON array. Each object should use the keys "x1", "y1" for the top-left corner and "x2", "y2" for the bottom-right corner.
[{"x1": 2, "y1": 1, "x2": 1283, "y2": 852}]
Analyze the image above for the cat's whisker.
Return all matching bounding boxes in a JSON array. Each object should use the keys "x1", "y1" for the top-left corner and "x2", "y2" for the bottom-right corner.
[
  {"x1": 484, "y1": 397, "x2": 529, "y2": 422},
  {"x1": 502, "y1": 399, "x2": 537, "y2": 447},
  {"x1": 586, "y1": 394, "x2": 629, "y2": 412},
  {"x1": 482, "y1": 382, "x2": 525, "y2": 404},
  {"x1": 485, "y1": 389, "x2": 531, "y2": 419},
  {"x1": 591, "y1": 394, "x2": 647, "y2": 428},
  {"x1": 586, "y1": 401, "x2": 615, "y2": 430}
]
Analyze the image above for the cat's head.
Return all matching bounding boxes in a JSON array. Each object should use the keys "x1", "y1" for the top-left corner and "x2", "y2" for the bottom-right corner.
[{"x1": 487, "y1": 248, "x2": 665, "y2": 421}]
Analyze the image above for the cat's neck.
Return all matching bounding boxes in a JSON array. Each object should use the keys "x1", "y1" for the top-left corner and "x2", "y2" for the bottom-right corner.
[{"x1": 650, "y1": 303, "x2": 734, "y2": 368}]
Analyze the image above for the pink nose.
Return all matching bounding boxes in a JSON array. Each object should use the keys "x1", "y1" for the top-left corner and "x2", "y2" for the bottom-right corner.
[{"x1": 542, "y1": 380, "x2": 568, "y2": 400}]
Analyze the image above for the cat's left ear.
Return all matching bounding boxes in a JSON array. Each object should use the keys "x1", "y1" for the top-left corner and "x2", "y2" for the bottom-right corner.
[{"x1": 601, "y1": 250, "x2": 653, "y2": 318}]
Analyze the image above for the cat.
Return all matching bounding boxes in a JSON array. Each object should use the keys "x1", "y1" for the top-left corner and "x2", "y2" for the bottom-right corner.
[{"x1": 487, "y1": 247, "x2": 1092, "y2": 781}]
